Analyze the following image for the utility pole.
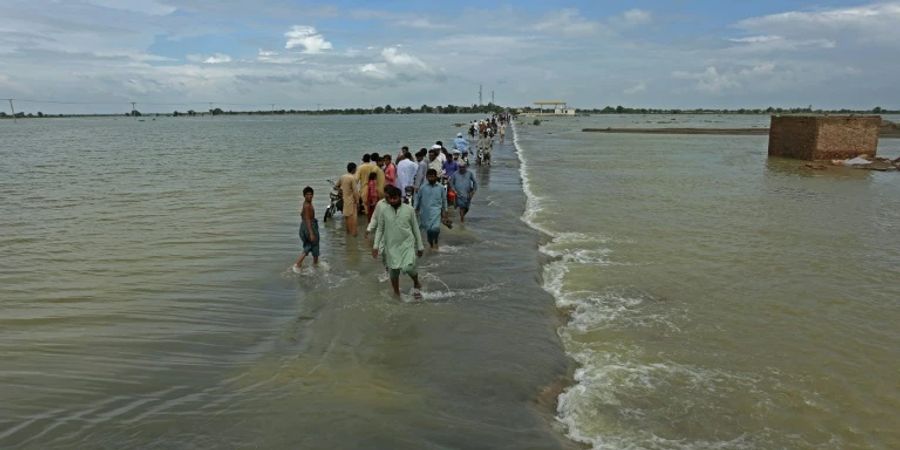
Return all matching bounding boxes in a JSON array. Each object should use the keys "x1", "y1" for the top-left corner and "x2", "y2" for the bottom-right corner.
[
  {"x1": 491, "y1": 90, "x2": 495, "y2": 105},
  {"x1": 130, "y1": 101, "x2": 136, "y2": 118},
  {"x1": 5, "y1": 98, "x2": 16, "y2": 123},
  {"x1": 316, "y1": 103, "x2": 321, "y2": 112},
  {"x1": 478, "y1": 84, "x2": 483, "y2": 106},
  {"x1": 271, "y1": 104, "x2": 275, "y2": 114},
  {"x1": 208, "y1": 102, "x2": 213, "y2": 118}
]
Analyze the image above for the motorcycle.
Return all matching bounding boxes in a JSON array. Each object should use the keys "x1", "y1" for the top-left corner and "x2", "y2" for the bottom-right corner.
[
  {"x1": 323, "y1": 179, "x2": 342, "y2": 223},
  {"x1": 324, "y1": 178, "x2": 367, "y2": 222}
]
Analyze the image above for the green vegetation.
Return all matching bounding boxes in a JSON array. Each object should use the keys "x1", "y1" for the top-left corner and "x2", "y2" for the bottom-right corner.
[{"x1": 1, "y1": 103, "x2": 897, "y2": 119}]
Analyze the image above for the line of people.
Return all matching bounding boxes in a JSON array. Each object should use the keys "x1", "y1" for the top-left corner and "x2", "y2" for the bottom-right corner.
[{"x1": 294, "y1": 115, "x2": 511, "y2": 298}]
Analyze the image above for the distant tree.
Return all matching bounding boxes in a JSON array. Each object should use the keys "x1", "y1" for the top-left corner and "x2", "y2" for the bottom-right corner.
[
  {"x1": 37, "y1": 111, "x2": 43, "y2": 117},
  {"x1": 373, "y1": 106, "x2": 384, "y2": 114},
  {"x1": 173, "y1": 110, "x2": 180, "y2": 117},
  {"x1": 384, "y1": 104, "x2": 393, "y2": 113},
  {"x1": 187, "y1": 110, "x2": 196, "y2": 116},
  {"x1": 130, "y1": 109, "x2": 141, "y2": 117},
  {"x1": 210, "y1": 107, "x2": 224, "y2": 116},
  {"x1": 419, "y1": 104, "x2": 433, "y2": 113},
  {"x1": 872, "y1": 106, "x2": 883, "y2": 113}
]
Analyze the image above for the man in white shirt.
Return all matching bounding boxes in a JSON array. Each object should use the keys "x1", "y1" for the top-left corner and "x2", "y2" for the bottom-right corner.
[{"x1": 396, "y1": 148, "x2": 419, "y2": 202}]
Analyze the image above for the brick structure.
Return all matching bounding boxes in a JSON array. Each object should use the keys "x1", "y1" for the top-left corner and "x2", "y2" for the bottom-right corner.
[{"x1": 768, "y1": 115, "x2": 880, "y2": 160}]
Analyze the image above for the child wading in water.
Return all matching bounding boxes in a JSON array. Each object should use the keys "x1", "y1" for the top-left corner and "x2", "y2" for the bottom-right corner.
[{"x1": 293, "y1": 186, "x2": 319, "y2": 271}]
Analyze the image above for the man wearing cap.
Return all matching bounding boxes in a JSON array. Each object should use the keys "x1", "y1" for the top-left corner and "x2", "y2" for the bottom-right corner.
[
  {"x1": 453, "y1": 132, "x2": 470, "y2": 164},
  {"x1": 449, "y1": 161, "x2": 477, "y2": 224},
  {"x1": 443, "y1": 150, "x2": 460, "y2": 180},
  {"x1": 427, "y1": 146, "x2": 443, "y2": 175}
]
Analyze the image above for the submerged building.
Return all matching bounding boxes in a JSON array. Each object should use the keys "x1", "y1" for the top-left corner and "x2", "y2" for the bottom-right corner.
[
  {"x1": 528, "y1": 101, "x2": 576, "y2": 116},
  {"x1": 768, "y1": 115, "x2": 881, "y2": 160}
]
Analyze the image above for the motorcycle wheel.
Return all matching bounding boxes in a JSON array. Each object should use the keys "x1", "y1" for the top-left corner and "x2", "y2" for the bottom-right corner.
[{"x1": 324, "y1": 207, "x2": 333, "y2": 223}]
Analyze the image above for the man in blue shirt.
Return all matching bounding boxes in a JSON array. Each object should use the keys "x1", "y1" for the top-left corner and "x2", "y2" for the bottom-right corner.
[
  {"x1": 449, "y1": 162, "x2": 477, "y2": 224},
  {"x1": 415, "y1": 169, "x2": 448, "y2": 251},
  {"x1": 453, "y1": 132, "x2": 470, "y2": 164}
]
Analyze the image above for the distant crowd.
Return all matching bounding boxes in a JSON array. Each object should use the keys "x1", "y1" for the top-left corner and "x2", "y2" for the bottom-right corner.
[{"x1": 294, "y1": 113, "x2": 512, "y2": 298}]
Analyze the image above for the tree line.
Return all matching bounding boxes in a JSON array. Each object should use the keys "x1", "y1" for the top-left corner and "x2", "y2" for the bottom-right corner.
[{"x1": 2, "y1": 103, "x2": 897, "y2": 119}]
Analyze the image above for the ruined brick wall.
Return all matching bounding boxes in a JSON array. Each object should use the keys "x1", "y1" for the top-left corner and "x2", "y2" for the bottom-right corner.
[
  {"x1": 768, "y1": 115, "x2": 880, "y2": 160},
  {"x1": 816, "y1": 117, "x2": 880, "y2": 160}
]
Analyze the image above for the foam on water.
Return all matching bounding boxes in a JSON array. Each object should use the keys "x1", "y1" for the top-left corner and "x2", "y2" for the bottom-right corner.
[{"x1": 513, "y1": 121, "x2": 715, "y2": 449}]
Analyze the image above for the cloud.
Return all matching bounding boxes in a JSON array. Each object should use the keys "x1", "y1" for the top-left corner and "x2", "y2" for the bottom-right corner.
[
  {"x1": 623, "y1": 82, "x2": 647, "y2": 95},
  {"x1": 284, "y1": 25, "x2": 332, "y2": 54},
  {"x1": 534, "y1": 9, "x2": 601, "y2": 36},
  {"x1": 673, "y1": 63, "x2": 777, "y2": 94},
  {"x1": 736, "y1": 2, "x2": 900, "y2": 45},
  {"x1": 350, "y1": 9, "x2": 451, "y2": 29},
  {"x1": 380, "y1": 47, "x2": 427, "y2": 70},
  {"x1": 84, "y1": 0, "x2": 176, "y2": 16},
  {"x1": 621, "y1": 9, "x2": 652, "y2": 26},
  {"x1": 355, "y1": 46, "x2": 442, "y2": 84},
  {"x1": 186, "y1": 53, "x2": 232, "y2": 64},
  {"x1": 726, "y1": 35, "x2": 836, "y2": 52}
]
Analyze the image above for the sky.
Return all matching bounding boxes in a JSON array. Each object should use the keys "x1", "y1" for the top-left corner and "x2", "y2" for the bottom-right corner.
[{"x1": 1, "y1": 0, "x2": 898, "y2": 113}]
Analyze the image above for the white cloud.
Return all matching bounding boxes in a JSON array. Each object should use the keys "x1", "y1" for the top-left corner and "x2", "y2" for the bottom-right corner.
[
  {"x1": 729, "y1": 35, "x2": 782, "y2": 44},
  {"x1": 84, "y1": 0, "x2": 176, "y2": 16},
  {"x1": 726, "y1": 35, "x2": 836, "y2": 52},
  {"x1": 204, "y1": 53, "x2": 232, "y2": 64},
  {"x1": 534, "y1": 9, "x2": 600, "y2": 36},
  {"x1": 284, "y1": 25, "x2": 332, "y2": 54},
  {"x1": 736, "y1": 2, "x2": 900, "y2": 44},
  {"x1": 186, "y1": 53, "x2": 232, "y2": 64},
  {"x1": 673, "y1": 66, "x2": 739, "y2": 94},
  {"x1": 673, "y1": 63, "x2": 778, "y2": 94},
  {"x1": 355, "y1": 47, "x2": 441, "y2": 84},
  {"x1": 359, "y1": 63, "x2": 391, "y2": 80},
  {"x1": 381, "y1": 47, "x2": 427, "y2": 69}
]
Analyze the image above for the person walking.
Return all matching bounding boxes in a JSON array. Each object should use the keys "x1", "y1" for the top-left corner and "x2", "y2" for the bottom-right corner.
[
  {"x1": 293, "y1": 186, "x2": 319, "y2": 271},
  {"x1": 415, "y1": 169, "x2": 449, "y2": 251},
  {"x1": 371, "y1": 185, "x2": 424, "y2": 299},
  {"x1": 449, "y1": 162, "x2": 477, "y2": 224},
  {"x1": 338, "y1": 162, "x2": 360, "y2": 236},
  {"x1": 396, "y1": 150, "x2": 418, "y2": 202}
]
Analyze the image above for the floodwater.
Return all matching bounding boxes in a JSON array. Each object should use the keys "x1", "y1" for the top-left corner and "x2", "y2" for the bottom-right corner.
[
  {"x1": 515, "y1": 114, "x2": 900, "y2": 449},
  {"x1": 2, "y1": 113, "x2": 899, "y2": 449},
  {"x1": 1, "y1": 115, "x2": 572, "y2": 449}
]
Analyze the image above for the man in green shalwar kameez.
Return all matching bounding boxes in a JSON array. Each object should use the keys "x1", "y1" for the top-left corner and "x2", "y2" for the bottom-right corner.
[{"x1": 372, "y1": 185, "x2": 424, "y2": 298}]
